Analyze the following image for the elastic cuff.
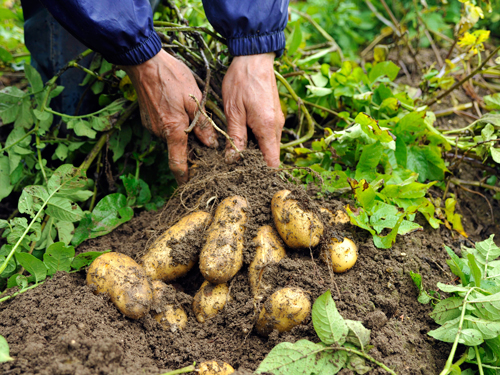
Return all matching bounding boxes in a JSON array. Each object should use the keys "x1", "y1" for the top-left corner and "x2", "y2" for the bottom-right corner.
[
  {"x1": 106, "y1": 31, "x2": 162, "y2": 66},
  {"x1": 228, "y1": 30, "x2": 285, "y2": 57}
]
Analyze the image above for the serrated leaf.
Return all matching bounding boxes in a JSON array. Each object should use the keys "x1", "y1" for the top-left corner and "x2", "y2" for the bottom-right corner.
[
  {"x1": 0, "y1": 335, "x2": 13, "y2": 362},
  {"x1": 46, "y1": 196, "x2": 83, "y2": 222},
  {"x1": 255, "y1": 340, "x2": 347, "y2": 375},
  {"x1": 312, "y1": 290, "x2": 348, "y2": 345},
  {"x1": 15, "y1": 252, "x2": 47, "y2": 283},
  {"x1": 430, "y1": 297, "x2": 463, "y2": 324},
  {"x1": 43, "y1": 242, "x2": 75, "y2": 276},
  {"x1": 345, "y1": 320, "x2": 371, "y2": 352}
]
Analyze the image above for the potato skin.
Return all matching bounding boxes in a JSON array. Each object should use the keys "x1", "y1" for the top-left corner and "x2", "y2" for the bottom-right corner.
[
  {"x1": 86, "y1": 252, "x2": 152, "y2": 319},
  {"x1": 249, "y1": 225, "x2": 286, "y2": 300},
  {"x1": 322, "y1": 237, "x2": 358, "y2": 273},
  {"x1": 151, "y1": 280, "x2": 187, "y2": 332},
  {"x1": 142, "y1": 211, "x2": 212, "y2": 281},
  {"x1": 256, "y1": 287, "x2": 311, "y2": 336},
  {"x1": 199, "y1": 196, "x2": 247, "y2": 284},
  {"x1": 319, "y1": 207, "x2": 350, "y2": 225},
  {"x1": 271, "y1": 190, "x2": 323, "y2": 249},
  {"x1": 198, "y1": 361, "x2": 235, "y2": 375},
  {"x1": 193, "y1": 280, "x2": 229, "y2": 323}
]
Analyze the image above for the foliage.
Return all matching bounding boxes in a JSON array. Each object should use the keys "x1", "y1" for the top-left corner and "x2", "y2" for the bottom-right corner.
[
  {"x1": 256, "y1": 290, "x2": 394, "y2": 375},
  {"x1": 419, "y1": 236, "x2": 500, "y2": 374}
]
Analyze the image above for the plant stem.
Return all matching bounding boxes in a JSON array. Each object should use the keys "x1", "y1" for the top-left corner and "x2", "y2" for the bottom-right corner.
[
  {"x1": 427, "y1": 45, "x2": 500, "y2": 106},
  {"x1": 44, "y1": 99, "x2": 126, "y2": 120},
  {"x1": 450, "y1": 178, "x2": 500, "y2": 193},
  {"x1": 332, "y1": 346, "x2": 397, "y2": 375},
  {"x1": 275, "y1": 71, "x2": 316, "y2": 148},
  {"x1": 158, "y1": 364, "x2": 195, "y2": 375},
  {"x1": 0, "y1": 281, "x2": 45, "y2": 303},
  {"x1": 439, "y1": 287, "x2": 476, "y2": 375},
  {"x1": 475, "y1": 345, "x2": 485, "y2": 375}
]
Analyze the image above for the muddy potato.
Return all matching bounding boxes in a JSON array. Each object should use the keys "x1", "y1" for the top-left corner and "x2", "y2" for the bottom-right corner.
[
  {"x1": 256, "y1": 287, "x2": 311, "y2": 336},
  {"x1": 87, "y1": 252, "x2": 152, "y2": 319},
  {"x1": 198, "y1": 361, "x2": 235, "y2": 375},
  {"x1": 193, "y1": 280, "x2": 229, "y2": 323},
  {"x1": 151, "y1": 280, "x2": 187, "y2": 332},
  {"x1": 322, "y1": 237, "x2": 358, "y2": 273},
  {"x1": 142, "y1": 211, "x2": 212, "y2": 282},
  {"x1": 199, "y1": 196, "x2": 247, "y2": 284},
  {"x1": 249, "y1": 225, "x2": 286, "y2": 301},
  {"x1": 271, "y1": 190, "x2": 323, "y2": 249},
  {"x1": 319, "y1": 207, "x2": 350, "y2": 225}
]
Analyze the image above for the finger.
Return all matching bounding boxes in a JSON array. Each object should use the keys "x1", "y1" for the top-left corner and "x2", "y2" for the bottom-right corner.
[
  {"x1": 164, "y1": 115, "x2": 190, "y2": 185},
  {"x1": 224, "y1": 98, "x2": 248, "y2": 164},
  {"x1": 248, "y1": 111, "x2": 281, "y2": 168},
  {"x1": 185, "y1": 90, "x2": 218, "y2": 148}
]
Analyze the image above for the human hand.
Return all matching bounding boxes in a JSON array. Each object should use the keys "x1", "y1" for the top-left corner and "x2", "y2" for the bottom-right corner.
[
  {"x1": 222, "y1": 52, "x2": 284, "y2": 167},
  {"x1": 122, "y1": 50, "x2": 218, "y2": 184}
]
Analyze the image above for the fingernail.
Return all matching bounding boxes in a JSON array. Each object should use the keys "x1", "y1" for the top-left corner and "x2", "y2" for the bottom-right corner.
[
  {"x1": 209, "y1": 135, "x2": 219, "y2": 148},
  {"x1": 225, "y1": 149, "x2": 240, "y2": 164}
]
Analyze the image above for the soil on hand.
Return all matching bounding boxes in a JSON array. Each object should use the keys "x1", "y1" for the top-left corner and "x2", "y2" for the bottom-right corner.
[{"x1": 0, "y1": 145, "x2": 490, "y2": 375}]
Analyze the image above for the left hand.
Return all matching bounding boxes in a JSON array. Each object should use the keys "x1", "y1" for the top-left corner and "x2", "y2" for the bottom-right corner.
[{"x1": 221, "y1": 52, "x2": 284, "y2": 168}]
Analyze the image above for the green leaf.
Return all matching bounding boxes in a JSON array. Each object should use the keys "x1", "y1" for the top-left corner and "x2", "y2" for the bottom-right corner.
[
  {"x1": 430, "y1": 297, "x2": 463, "y2": 325},
  {"x1": 409, "y1": 271, "x2": 432, "y2": 304},
  {"x1": 24, "y1": 63, "x2": 44, "y2": 104},
  {"x1": 90, "y1": 116, "x2": 109, "y2": 131},
  {"x1": 445, "y1": 246, "x2": 467, "y2": 285},
  {"x1": 355, "y1": 142, "x2": 384, "y2": 181},
  {"x1": 368, "y1": 61, "x2": 400, "y2": 83},
  {"x1": 18, "y1": 185, "x2": 49, "y2": 216},
  {"x1": 7, "y1": 274, "x2": 28, "y2": 289},
  {"x1": 468, "y1": 292, "x2": 500, "y2": 321},
  {"x1": 287, "y1": 22, "x2": 303, "y2": 56},
  {"x1": 15, "y1": 252, "x2": 47, "y2": 283},
  {"x1": 73, "y1": 120, "x2": 96, "y2": 138},
  {"x1": 0, "y1": 335, "x2": 13, "y2": 363},
  {"x1": 109, "y1": 124, "x2": 132, "y2": 161},
  {"x1": 72, "y1": 193, "x2": 134, "y2": 246},
  {"x1": 312, "y1": 290, "x2": 348, "y2": 345},
  {"x1": 463, "y1": 315, "x2": 500, "y2": 340},
  {"x1": 306, "y1": 85, "x2": 333, "y2": 97},
  {"x1": 372, "y1": 215, "x2": 404, "y2": 249},
  {"x1": 55, "y1": 221, "x2": 74, "y2": 245},
  {"x1": 0, "y1": 156, "x2": 13, "y2": 201},
  {"x1": 491, "y1": 147, "x2": 500, "y2": 164},
  {"x1": 476, "y1": 235, "x2": 500, "y2": 262},
  {"x1": 70, "y1": 250, "x2": 110, "y2": 270},
  {"x1": 484, "y1": 93, "x2": 500, "y2": 110},
  {"x1": 54, "y1": 143, "x2": 69, "y2": 161},
  {"x1": 255, "y1": 340, "x2": 347, "y2": 375},
  {"x1": 345, "y1": 320, "x2": 371, "y2": 352},
  {"x1": 46, "y1": 196, "x2": 83, "y2": 222},
  {"x1": 468, "y1": 253, "x2": 482, "y2": 288},
  {"x1": 43, "y1": 242, "x2": 75, "y2": 276}
]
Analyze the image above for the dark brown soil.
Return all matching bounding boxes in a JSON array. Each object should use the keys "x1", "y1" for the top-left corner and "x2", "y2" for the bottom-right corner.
[{"x1": 0, "y1": 145, "x2": 495, "y2": 375}]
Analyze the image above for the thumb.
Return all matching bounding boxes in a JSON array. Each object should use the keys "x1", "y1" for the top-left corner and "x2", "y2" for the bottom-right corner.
[{"x1": 224, "y1": 100, "x2": 247, "y2": 164}]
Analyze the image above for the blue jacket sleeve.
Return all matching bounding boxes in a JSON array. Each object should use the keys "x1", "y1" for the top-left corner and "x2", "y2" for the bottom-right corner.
[
  {"x1": 38, "y1": 0, "x2": 161, "y2": 66},
  {"x1": 202, "y1": 0, "x2": 289, "y2": 57}
]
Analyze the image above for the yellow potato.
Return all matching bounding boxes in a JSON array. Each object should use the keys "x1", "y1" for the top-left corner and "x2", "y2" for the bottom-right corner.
[
  {"x1": 249, "y1": 225, "x2": 286, "y2": 301},
  {"x1": 271, "y1": 190, "x2": 323, "y2": 249},
  {"x1": 319, "y1": 207, "x2": 350, "y2": 225},
  {"x1": 142, "y1": 211, "x2": 212, "y2": 281},
  {"x1": 199, "y1": 196, "x2": 247, "y2": 284},
  {"x1": 198, "y1": 361, "x2": 235, "y2": 375},
  {"x1": 193, "y1": 280, "x2": 230, "y2": 323},
  {"x1": 256, "y1": 287, "x2": 311, "y2": 336},
  {"x1": 87, "y1": 252, "x2": 152, "y2": 319},
  {"x1": 151, "y1": 280, "x2": 187, "y2": 332},
  {"x1": 322, "y1": 237, "x2": 358, "y2": 273}
]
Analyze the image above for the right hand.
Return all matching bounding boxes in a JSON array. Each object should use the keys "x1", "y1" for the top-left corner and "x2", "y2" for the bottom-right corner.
[{"x1": 122, "y1": 50, "x2": 218, "y2": 184}]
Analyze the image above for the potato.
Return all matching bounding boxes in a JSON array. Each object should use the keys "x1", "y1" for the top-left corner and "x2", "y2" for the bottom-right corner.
[
  {"x1": 198, "y1": 361, "x2": 235, "y2": 375},
  {"x1": 319, "y1": 207, "x2": 350, "y2": 225},
  {"x1": 271, "y1": 190, "x2": 323, "y2": 249},
  {"x1": 151, "y1": 280, "x2": 187, "y2": 332},
  {"x1": 142, "y1": 211, "x2": 212, "y2": 282},
  {"x1": 199, "y1": 196, "x2": 247, "y2": 284},
  {"x1": 256, "y1": 287, "x2": 311, "y2": 336},
  {"x1": 322, "y1": 237, "x2": 358, "y2": 273},
  {"x1": 249, "y1": 225, "x2": 286, "y2": 301},
  {"x1": 87, "y1": 252, "x2": 152, "y2": 319},
  {"x1": 193, "y1": 280, "x2": 230, "y2": 323}
]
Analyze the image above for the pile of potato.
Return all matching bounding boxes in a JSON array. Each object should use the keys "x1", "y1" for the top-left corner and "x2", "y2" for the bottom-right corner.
[{"x1": 86, "y1": 190, "x2": 358, "y2": 337}]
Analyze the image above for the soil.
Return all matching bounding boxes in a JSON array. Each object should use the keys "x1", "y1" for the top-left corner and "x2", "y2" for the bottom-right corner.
[{"x1": 3, "y1": 142, "x2": 496, "y2": 375}]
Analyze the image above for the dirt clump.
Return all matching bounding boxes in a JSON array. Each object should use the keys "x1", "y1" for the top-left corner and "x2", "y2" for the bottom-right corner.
[{"x1": 1, "y1": 146, "x2": 459, "y2": 374}]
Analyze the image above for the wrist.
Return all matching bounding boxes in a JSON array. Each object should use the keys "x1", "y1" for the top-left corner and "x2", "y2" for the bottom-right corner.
[{"x1": 232, "y1": 52, "x2": 275, "y2": 66}]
